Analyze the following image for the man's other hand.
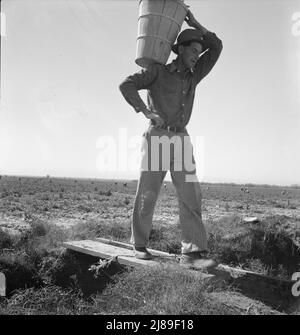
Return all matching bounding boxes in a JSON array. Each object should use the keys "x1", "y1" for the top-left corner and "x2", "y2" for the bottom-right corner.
[{"x1": 144, "y1": 112, "x2": 165, "y2": 127}]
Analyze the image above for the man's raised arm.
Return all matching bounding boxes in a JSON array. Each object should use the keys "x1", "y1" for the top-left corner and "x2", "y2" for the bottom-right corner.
[{"x1": 185, "y1": 10, "x2": 223, "y2": 83}]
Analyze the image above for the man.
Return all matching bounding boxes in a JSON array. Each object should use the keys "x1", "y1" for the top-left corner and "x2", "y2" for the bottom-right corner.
[{"x1": 119, "y1": 10, "x2": 223, "y2": 270}]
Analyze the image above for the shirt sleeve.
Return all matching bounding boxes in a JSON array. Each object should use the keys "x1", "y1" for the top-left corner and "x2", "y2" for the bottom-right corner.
[
  {"x1": 193, "y1": 31, "x2": 223, "y2": 85},
  {"x1": 119, "y1": 64, "x2": 159, "y2": 113}
]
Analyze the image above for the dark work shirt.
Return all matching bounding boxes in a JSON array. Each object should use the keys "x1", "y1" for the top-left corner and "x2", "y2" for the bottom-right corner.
[{"x1": 119, "y1": 31, "x2": 223, "y2": 127}]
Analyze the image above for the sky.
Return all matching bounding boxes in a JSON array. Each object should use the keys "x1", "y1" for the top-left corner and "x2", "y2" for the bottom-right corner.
[{"x1": 0, "y1": 0, "x2": 300, "y2": 185}]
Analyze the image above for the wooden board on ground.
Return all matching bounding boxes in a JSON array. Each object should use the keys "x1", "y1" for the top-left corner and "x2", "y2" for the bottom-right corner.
[
  {"x1": 63, "y1": 238, "x2": 293, "y2": 287},
  {"x1": 63, "y1": 239, "x2": 216, "y2": 282},
  {"x1": 95, "y1": 237, "x2": 173, "y2": 257}
]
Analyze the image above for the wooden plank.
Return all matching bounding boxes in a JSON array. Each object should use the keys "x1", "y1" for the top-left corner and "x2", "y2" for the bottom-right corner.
[
  {"x1": 66, "y1": 238, "x2": 292, "y2": 284},
  {"x1": 95, "y1": 237, "x2": 175, "y2": 258},
  {"x1": 63, "y1": 240, "x2": 159, "y2": 268},
  {"x1": 217, "y1": 264, "x2": 293, "y2": 284},
  {"x1": 63, "y1": 240, "x2": 215, "y2": 281}
]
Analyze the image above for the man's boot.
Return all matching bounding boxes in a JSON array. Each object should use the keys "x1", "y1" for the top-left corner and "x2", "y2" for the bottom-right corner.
[
  {"x1": 180, "y1": 251, "x2": 217, "y2": 270},
  {"x1": 133, "y1": 246, "x2": 153, "y2": 260}
]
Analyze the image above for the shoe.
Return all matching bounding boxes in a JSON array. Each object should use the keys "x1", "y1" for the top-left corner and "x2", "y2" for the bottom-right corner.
[
  {"x1": 133, "y1": 246, "x2": 153, "y2": 260},
  {"x1": 180, "y1": 251, "x2": 217, "y2": 270}
]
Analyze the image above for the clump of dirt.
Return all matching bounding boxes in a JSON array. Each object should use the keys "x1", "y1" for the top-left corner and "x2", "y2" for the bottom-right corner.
[
  {"x1": 37, "y1": 249, "x2": 125, "y2": 297},
  {"x1": 0, "y1": 228, "x2": 14, "y2": 249},
  {"x1": 0, "y1": 252, "x2": 43, "y2": 296},
  {"x1": 38, "y1": 250, "x2": 82, "y2": 288}
]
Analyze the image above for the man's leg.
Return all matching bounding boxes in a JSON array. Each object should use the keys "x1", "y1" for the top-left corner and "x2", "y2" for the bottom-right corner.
[
  {"x1": 131, "y1": 126, "x2": 168, "y2": 250},
  {"x1": 131, "y1": 170, "x2": 166, "y2": 248},
  {"x1": 171, "y1": 170, "x2": 208, "y2": 253},
  {"x1": 170, "y1": 132, "x2": 216, "y2": 269}
]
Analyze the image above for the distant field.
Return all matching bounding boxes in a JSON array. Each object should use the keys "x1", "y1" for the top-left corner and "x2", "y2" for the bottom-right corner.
[
  {"x1": 0, "y1": 175, "x2": 299, "y2": 234},
  {"x1": 1, "y1": 174, "x2": 299, "y2": 271}
]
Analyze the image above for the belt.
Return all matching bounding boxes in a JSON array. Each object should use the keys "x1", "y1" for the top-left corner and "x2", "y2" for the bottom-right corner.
[{"x1": 151, "y1": 121, "x2": 186, "y2": 133}]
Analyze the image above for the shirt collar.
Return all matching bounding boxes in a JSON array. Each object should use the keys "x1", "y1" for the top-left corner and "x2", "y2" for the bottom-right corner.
[{"x1": 167, "y1": 60, "x2": 194, "y2": 74}]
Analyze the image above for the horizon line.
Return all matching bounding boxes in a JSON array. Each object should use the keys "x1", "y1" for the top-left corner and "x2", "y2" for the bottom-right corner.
[{"x1": 1, "y1": 173, "x2": 299, "y2": 188}]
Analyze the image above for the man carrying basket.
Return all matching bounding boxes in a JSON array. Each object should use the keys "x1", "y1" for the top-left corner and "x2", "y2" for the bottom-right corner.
[{"x1": 119, "y1": 10, "x2": 223, "y2": 270}]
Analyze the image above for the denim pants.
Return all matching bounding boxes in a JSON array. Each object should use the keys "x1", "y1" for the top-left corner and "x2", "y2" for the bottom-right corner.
[{"x1": 130, "y1": 124, "x2": 208, "y2": 254}]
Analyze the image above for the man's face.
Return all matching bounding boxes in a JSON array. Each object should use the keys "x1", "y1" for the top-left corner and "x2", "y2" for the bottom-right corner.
[{"x1": 179, "y1": 41, "x2": 203, "y2": 69}]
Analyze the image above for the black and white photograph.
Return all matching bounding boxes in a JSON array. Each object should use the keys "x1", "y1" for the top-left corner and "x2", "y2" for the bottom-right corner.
[{"x1": 0, "y1": 0, "x2": 300, "y2": 319}]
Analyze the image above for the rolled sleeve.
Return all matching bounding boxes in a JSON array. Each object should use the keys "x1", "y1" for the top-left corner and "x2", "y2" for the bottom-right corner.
[{"x1": 119, "y1": 64, "x2": 159, "y2": 113}]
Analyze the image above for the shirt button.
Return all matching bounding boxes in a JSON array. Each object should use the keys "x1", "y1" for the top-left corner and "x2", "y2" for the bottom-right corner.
[
  {"x1": 182, "y1": 91, "x2": 186, "y2": 94},
  {"x1": 182, "y1": 103, "x2": 185, "y2": 107}
]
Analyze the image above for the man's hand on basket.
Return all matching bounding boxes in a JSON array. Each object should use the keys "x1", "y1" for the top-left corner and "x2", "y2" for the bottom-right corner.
[
  {"x1": 185, "y1": 9, "x2": 208, "y2": 34},
  {"x1": 185, "y1": 10, "x2": 199, "y2": 28}
]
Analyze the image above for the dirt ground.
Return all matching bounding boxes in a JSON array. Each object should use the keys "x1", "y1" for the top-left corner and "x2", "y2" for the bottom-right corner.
[{"x1": 0, "y1": 175, "x2": 299, "y2": 314}]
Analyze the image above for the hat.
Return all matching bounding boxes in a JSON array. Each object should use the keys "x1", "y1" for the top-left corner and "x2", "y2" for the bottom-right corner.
[{"x1": 171, "y1": 29, "x2": 208, "y2": 54}]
